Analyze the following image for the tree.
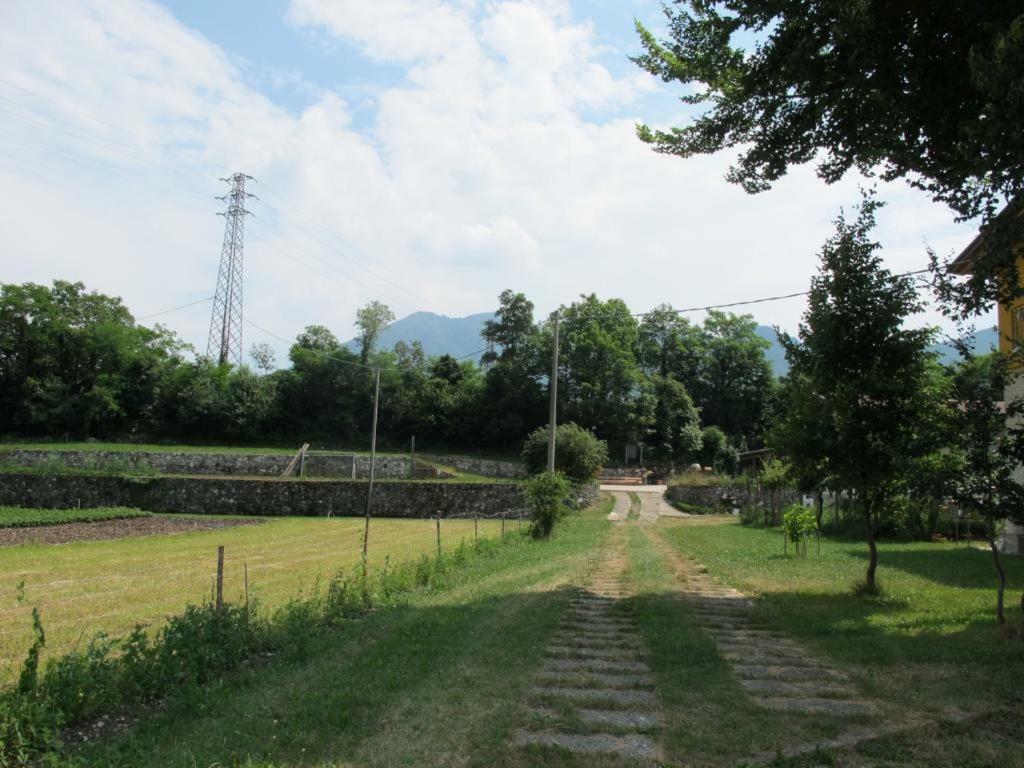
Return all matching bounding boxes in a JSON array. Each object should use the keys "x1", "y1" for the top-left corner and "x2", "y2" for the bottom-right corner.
[
  {"x1": 633, "y1": 2, "x2": 1024, "y2": 315},
  {"x1": 482, "y1": 290, "x2": 536, "y2": 363},
  {"x1": 354, "y1": 301, "x2": 395, "y2": 366},
  {"x1": 945, "y1": 349, "x2": 1024, "y2": 624},
  {"x1": 558, "y1": 295, "x2": 644, "y2": 450},
  {"x1": 638, "y1": 305, "x2": 702, "y2": 381},
  {"x1": 250, "y1": 342, "x2": 276, "y2": 375},
  {"x1": 521, "y1": 422, "x2": 609, "y2": 482},
  {"x1": 779, "y1": 195, "x2": 938, "y2": 592},
  {"x1": 696, "y1": 312, "x2": 774, "y2": 442},
  {"x1": 0, "y1": 280, "x2": 185, "y2": 438},
  {"x1": 646, "y1": 375, "x2": 703, "y2": 467}
]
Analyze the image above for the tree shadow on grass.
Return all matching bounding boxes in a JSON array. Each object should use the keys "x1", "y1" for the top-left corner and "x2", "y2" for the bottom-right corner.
[
  {"x1": 848, "y1": 545, "x2": 1024, "y2": 591},
  {"x1": 73, "y1": 587, "x2": 583, "y2": 768}
]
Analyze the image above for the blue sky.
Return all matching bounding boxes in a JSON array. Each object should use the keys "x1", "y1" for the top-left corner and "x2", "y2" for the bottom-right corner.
[{"x1": 0, "y1": 0, "x2": 989, "y2": 365}]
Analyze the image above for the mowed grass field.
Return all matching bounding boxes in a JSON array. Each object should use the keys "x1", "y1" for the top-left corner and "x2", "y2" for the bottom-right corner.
[
  {"x1": 655, "y1": 517, "x2": 1024, "y2": 717},
  {"x1": 0, "y1": 514, "x2": 504, "y2": 686}
]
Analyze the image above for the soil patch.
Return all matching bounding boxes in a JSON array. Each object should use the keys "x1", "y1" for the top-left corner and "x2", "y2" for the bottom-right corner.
[{"x1": 0, "y1": 515, "x2": 264, "y2": 546}]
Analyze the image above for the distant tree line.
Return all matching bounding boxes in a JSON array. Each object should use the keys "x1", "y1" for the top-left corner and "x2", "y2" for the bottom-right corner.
[{"x1": 0, "y1": 281, "x2": 776, "y2": 463}]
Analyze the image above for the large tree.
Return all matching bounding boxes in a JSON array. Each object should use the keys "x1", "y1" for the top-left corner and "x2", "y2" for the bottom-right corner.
[
  {"x1": 354, "y1": 301, "x2": 395, "y2": 366},
  {"x1": 557, "y1": 295, "x2": 645, "y2": 451},
  {"x1": 779, "y1": 196, "x2": 938, "y2": 591},
  {"x1": 634, "y1": 2, "x2": 1024, "y2": 314},
  {"x1": 695, "y1": 311, "x2": 774, "y2": 442}
]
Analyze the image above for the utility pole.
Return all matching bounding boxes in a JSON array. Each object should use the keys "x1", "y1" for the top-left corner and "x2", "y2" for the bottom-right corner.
[
  {"x1": 362, "y1": 367, "x2": 381, "y2": 560},
  {"x1": 207, "y1": 172, "x2": 255, "y2": 365},
  {"x1": 547, "y1": 311, "x2": 560, "y2": 472}
]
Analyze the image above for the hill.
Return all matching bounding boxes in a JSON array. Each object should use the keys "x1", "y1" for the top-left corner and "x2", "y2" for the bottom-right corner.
[
  {"x1": 352, "y1": 313, "x2": 999, "y2": 375},
  {"x1": 346, "y1": 311, "x2": 494, "y2": 359},
  {"x1": 757, "y1": 324, "x2": 998, "y2": 376}
]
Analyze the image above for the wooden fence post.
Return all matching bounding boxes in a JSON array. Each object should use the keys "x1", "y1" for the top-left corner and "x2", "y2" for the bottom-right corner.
[
  {"x1": 475, "y1": 516, "x2": 479, "y2": 545},
  {"x1": 216, "y1": 545, "x2": 225, "y2": 612},
  {"x1": 436, "y1": 514, "x2": 442, "y2": 558},
  {"x1": 501, "y1": 514, "x2": 506, "y2": 537}
]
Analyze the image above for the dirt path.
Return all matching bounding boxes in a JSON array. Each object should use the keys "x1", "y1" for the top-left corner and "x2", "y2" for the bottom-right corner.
[{"x1": 510, "y1": 520, "x2": 663, "y2": 763}]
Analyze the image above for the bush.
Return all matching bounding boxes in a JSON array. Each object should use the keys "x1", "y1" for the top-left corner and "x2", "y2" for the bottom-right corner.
[
  {"x1": 524, "y1": 470, "x2": 571, "y2": 538},
  {"x1": 782, "y1": 504, "x2": 818, "y2": 554},
  {"x1": 520, "y1": 423, "x2": 608, "y2": 482}
]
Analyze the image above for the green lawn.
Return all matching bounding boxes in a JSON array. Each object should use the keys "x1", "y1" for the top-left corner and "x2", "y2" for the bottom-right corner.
[
  {"x1": 0, "y1": 515, "x2": 507, "y2": 687},
  {"x1": 650, "y1": 517, "x2": 1024, "y2": 765},
  {"x1": 32, "y1": 508, "x2": 1024, "y2": 767},
  {"x1": 72, "y1": 502, "x2": 613, "y2": 768},
  {"x1": 0, "y1": 506, "x2": 150, "y2": 528}
]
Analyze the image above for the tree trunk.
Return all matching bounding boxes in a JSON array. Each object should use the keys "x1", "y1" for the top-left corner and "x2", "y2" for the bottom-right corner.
[
  {"x1": 864, "y1": 492, "x2": 878, "y2": 592},
  {"x1": 833, "y1": 489, "x2": 840, "y2": 532},
  {"x1": 987, "y1": 520, "x2": 1007, "y2": 625},
  {"x1": 816, "y1": 490, "x2": 824, "y2": 529}
]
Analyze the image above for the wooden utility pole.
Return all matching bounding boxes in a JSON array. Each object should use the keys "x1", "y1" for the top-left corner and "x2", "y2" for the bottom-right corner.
[
  {"x1": 215, "y1": 545, "x2": 225, "y2": 611},
  {"x1": 547, "y1": 311, "x2": 560, "y2": 472},
  {"x1": 363, "y1": 368, "x2": 381, "y2": 562},
  {"x1": 410, "y1": 434, "x2": 416, "y2": 478}
]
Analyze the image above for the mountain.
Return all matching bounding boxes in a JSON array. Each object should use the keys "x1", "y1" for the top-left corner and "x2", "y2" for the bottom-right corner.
[
  {"x1": 756, "y1": 324, "x2": 999, "y2": 376},
  {"x1": 346, "y1": 311, "x2": 494, "y2": 359},
  {"x1": 350, "y1": 313, "x2": 999, "y2": 376}
]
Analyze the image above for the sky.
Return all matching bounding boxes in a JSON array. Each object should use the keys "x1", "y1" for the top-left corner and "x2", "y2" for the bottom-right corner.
[{"x1": 0, "y1": 0, "x2": 993, "y2": 365}]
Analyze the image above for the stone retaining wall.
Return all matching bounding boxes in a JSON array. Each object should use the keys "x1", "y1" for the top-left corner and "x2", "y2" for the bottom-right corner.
[
  {"x1": 0, "y1": 473, "x2": 526, "y2": 518},
  {"x1": 0, "y1": 449, "x2": 442, "y2": 480},
  {"x1": 666, "y1": 482, "x2": 799, "y2": 511},
  {"x1": 420, "y1": 454, "x2": 528, "y2": 479}
]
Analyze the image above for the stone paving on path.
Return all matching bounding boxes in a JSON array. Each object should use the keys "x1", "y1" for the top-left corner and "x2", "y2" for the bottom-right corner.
[
  {"x1": 646, "y1": 526, "x2": 878, "y2": 719},
  {"x1": 511, "y1": 524, "x2": 663, "y2": 763},
  {"x1": 607, "y1": 491, "x2": 631, "y2": 522}
]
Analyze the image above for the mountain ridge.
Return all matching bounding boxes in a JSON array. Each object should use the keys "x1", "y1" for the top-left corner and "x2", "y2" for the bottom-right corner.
[{"x1": 348, "y1": 311, "x2": 998, "y2": 375}]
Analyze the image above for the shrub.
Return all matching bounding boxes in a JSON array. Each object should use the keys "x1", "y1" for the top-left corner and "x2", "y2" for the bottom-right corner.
[
  {"x1": 520, "y1": 423, "x2": 608, "y2": 482},
  {"x1": 524, "y1": 470, "x2": 571, "y2": 538},
  {"x1": 782, "y1": 504, "x2": 818, "y2": 555}
]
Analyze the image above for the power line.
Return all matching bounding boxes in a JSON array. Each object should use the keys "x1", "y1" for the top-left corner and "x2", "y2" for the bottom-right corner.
[
  {"x1": 136, "y1": 296, "x2": 214, "y2": 321},
  {"x1": 257, "y1": 192, "x2": 422, "y2": 302},
  {"x1": 542, "y1": 267, "x2": 934, "y2": 325}
]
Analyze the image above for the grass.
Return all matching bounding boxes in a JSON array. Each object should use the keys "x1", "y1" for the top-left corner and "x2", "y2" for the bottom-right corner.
[
  {"x1": 0, "y1": 506, "x2": 150, "y2": 528},
  {"x1": 0, "y1": 514, "x2": 507, "y2": 687},
  {"x1": 651, "y1": 517, "x2": 1024, "y2": 765},
  {"x1": 23, "y1": 505, "x2": 1024, "y2": 767},
  {"x1": 71, "y1": 501, "x2": 614, "y2": 768},
  {"x1": 623, "y1": 523, "x2": 856, "y2": 764}
]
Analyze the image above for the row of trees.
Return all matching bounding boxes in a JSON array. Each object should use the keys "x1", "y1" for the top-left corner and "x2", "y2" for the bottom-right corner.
[{"x1": 0, "y1": 281, "x2": 776, "y2": 462}]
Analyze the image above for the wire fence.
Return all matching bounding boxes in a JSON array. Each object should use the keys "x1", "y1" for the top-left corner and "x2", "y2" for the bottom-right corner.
[{"x1": 0, "y1": 511, "x2": 528, "y2": 688}]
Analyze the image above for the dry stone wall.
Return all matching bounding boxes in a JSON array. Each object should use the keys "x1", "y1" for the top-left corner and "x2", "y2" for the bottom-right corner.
[
  {"x1": 666, "y1": 482, "x2": 799, "y2": 511},
  {"x1": 0, "y1": 473, "x2": 526, "y2": 518},
  {"x1": 0, "y1": 449, "x2": 440, "y2": 480},
  {"x1": 420, "y1": 454, "x2": 528, "y2": 479}
]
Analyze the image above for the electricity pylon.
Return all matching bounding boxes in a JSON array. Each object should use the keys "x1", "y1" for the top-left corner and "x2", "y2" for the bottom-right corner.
[{"x1": 207, "y1": 172, "x2": 255, "y2": 365}]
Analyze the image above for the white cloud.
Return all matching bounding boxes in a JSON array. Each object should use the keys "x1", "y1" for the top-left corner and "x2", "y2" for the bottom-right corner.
[{"x1": 0, "y1": 0, "x2": 989, "y2": 369}]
